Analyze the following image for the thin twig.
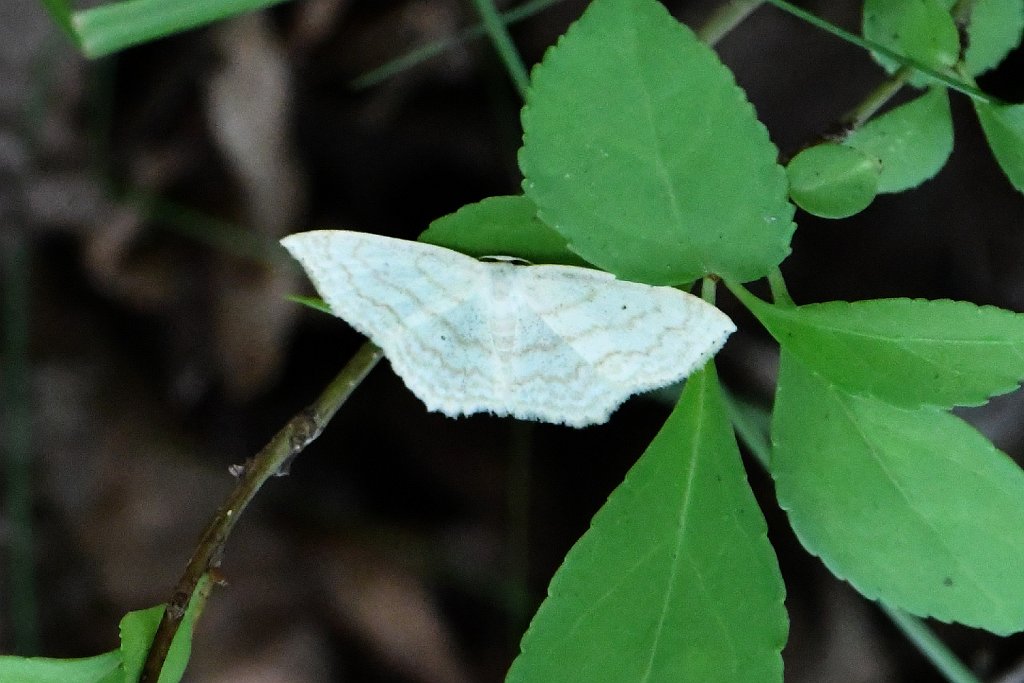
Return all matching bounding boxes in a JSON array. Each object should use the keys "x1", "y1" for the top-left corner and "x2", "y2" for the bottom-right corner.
[
  {"x1": 878, "y1": 603, "x2": 983, "y2": 683},
  {"x1": 350, "y1": 0, "x2": 564, "y2": 90},
  {"x1": 471, "y1": 0, "x2": 531, "y2": 98},
  {"x1": 763, "y1": 0, "x2": 996, "y2": 104},
  {"x1": 765, "y1": 267, "x2": 793, "y2": 307},
  {"x1": 836, "y1": 66, "x2": 912, "y2": 133},
  {"x1": 696, "y1": 0, "x2": 764, "y2": 46},
  {"x1": 140, "y1": 341, "x2": 384, "y2": 681}
]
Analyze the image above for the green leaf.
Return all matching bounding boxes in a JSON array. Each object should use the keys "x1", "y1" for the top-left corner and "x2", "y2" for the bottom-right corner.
[
  {"x1": 772, "y1": 352, "x2": 1024, "y2": 634},
  {"x1": 863, "y1": 0, "x2": 960, "y2": 86},
  {"x1": 939, "y1": 0, "x2": 1024, "y2": 75},
  {"x1": 508, "y1": 366, "x2": 787, "y2": 682},
  {"x1": 785, "y1": 144, "x2": 880, "y2": 218},
  {"x1": 975, "y1": 101, "x2": 1024, "y2": 193},
  {"x1": 419, "y1": 195, "x2": 588, "y2": 266},
  {"x1": 844, "y1": 87, "x2": 953, "y2": 193},
  {"x1": 0, "y1": 651, "x2": 121, "y2": 683},
  {"x1": 119, "y1": 606, "x2": 167, "y2": 683},
  {"x1": 735, "y1": 290, "x2": 1024, "y2": 409},
  {"x1": 520, "y1": 0, "x2": 794, "y2": 285},
  {"x1": 120, "y1": 576, "x2": 209, "y2": 683},
  {"x1": 73, "y1": 0, "x2": 291, "y2": 58}
]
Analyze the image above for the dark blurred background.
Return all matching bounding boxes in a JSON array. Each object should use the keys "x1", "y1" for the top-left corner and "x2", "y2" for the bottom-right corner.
[{"x1": 2, "y1": 0, "x2": 1024, "y2": 681}]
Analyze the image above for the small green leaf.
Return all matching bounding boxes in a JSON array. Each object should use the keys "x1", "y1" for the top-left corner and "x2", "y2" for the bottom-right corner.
[
  {"x1": 0, "y1": 651, "x2": 121, "y2": 683},
  {"x1": 939, "y1": 0, "x2": 1024, "y2": 75},
  {"x1": 845, "y1": 88, "x2": 953, "y2": 193},
  {"x1": 520, "y1": 0, "x2": 794, "y2": 285},
  {"x1": 863, "y1": 0, "x2": 960, "y2": 86},
  {"x1": 508, "y1": 366, "x2": 787, "y2": 683},
  {"x1": 419, "y1": 195, "x2": 587, "y2": 266},
  {"x1": 975, "y1": 101, "x2": 1024, "y2": 193},
  {"x1": 773, "y1": 352, "x2": 1024, "y2": 634},
  {"x1": 786, "y1": 144, "x2": 880, "y2": 218},
  {"x1": 735, "y1": 291, "x2": 1024, "y2": 409}
]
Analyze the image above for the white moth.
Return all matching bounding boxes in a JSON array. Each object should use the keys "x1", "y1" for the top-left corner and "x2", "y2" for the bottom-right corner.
[{"x1": 281, "y1": 230, "x2": 735, "y2": 427}]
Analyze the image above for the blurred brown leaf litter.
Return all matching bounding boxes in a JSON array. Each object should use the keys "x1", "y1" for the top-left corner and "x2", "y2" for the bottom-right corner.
[{"x1": 2, "y1": 0, "x2": 1024, "y2": 681}]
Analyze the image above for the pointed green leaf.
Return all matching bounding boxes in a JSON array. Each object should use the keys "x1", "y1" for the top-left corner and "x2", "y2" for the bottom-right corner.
[
  {"x1": 975, "y1": 101, "x2": 1024, "y2": 193},
  {"x1": 845, "y1": 88, "x2": 953, "y2": 193},
  {"x1": 73, "y1": 0, "x2": 291, "y2": 58},
  {"x1": 419, "y1": 195, "x2": 587, "y2": 266},
  {"x1": 0, "y1": 652, "x2": 121, "y2": 683},
  {"x1": 773, "y1": 352, "x2": 1024, "y2": 634},
  {"x1": 735, "y1": 291, "x2": 1024, "y2": 409},
  {"x1": 785, "y1": 143, "x2": 880, "y2": 218},
  {"x1": 520, "y1": 0, "x2": 794, "y2": 285},
  {"x1": 287, "y1": 294, "x2": 331, "y2": 315},
  {"x1": 863, "y1": 0, "x2": 960, "y2": 86},
  {"x1": 509, "y1": 366, "x2": 787, "y2": 683},
  {"x1": 119, "y1": 606, "x2": 171, "y2": 683},
  {"x1": 39, "y1": 0, "x2": 78, "y2": 43}
]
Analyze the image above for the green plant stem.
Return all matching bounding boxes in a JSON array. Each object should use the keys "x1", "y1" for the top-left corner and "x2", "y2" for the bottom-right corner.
[
  {"x1": 765, "y1": 267, "x2": 793, "y2": 307},
  {"x1": 73, "y1": 0, "x2": 292, "y2": 58},
  {"x1": 700, "y1": 276, "x2": 719, "y2": 305},
  {"x1": 350, "y1": 0, "x2": 563, "y2": 90},
  {"x1": 763, "y1": 0, "x2": 997, "y2": 104},
  {"x1": 352, "y1": 0, "x2": 764, "y2": 92},
  {"x1": 123, "y1": 190, "x2": 285, "y2": 266},
  {"x1": 838, "y1": 66, "x2": 912, "y2": 132},
  {"x1": 722, "y1": 389, "x2": 771, "y2": 470},
  {"x1": 878, "y1": 602, "x2": 983, "y2": 683},
  {"x1": 471, "y1": 0, "x2": 531, "y2": 98},
  {"x1": 140, "y1": 341, "x2": 384, "y2": 682},
  {"x1": 696, "y1": 0, "x2": 764, "y2": 45},
  {"x1": 2, "y1": 235, "x2": 39, "y2": 655}
]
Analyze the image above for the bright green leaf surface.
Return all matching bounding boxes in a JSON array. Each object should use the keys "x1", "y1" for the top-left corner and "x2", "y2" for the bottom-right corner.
[
  {"x1": 508, "y1": 366, "x2": 787, "y2": 683},
  {"x1": 736, "y1": 291, "x2": 1024, "y2": 409},
  {"x1": 845, "y1": 88, "x2": 953, "y2": 193},
  {"x1": 786, "y1": 144, "x2": 880, "y2": 218},
  {"x1": 964, "y1": 0, "x2": 1024, "y2": 75},
  {"x1": 73, "y1": 0, "x2": 291, "y2": 58},
  {"x1": 520, "y1": 0, "x2": 794, "y2": 285},
  {"x1": 419, "y1": 195, "x2": 588, "y2": 266},
  {"x1": 773, "y1": 352, "x2": 1024, "y2": 634},
  {"x1": 939, "y1": 0, "x2": 1024, "y2": 75},
  {"x1": 119, "y1": 606, "x2": 165, "y2": 683},
  {"x1": 863, "y1": 0, "x2": 960, "y2": 86},
  {"x1": 975, "y1": 101, "x2": 1024, "y2": 193},
  {"x1": 0, "y1": 651, "x2": 121, "y2": 683}
]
